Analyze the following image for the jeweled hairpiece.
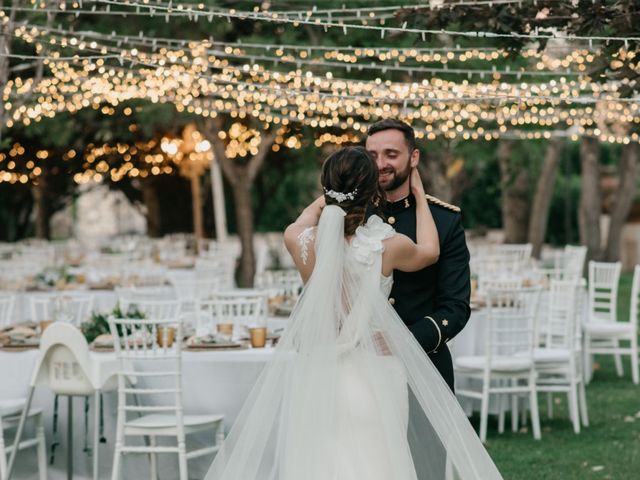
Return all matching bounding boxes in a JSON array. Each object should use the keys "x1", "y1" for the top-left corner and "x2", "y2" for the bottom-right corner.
[{"x1": 323, "y1": 187, "x2": 358, "y2": 203}]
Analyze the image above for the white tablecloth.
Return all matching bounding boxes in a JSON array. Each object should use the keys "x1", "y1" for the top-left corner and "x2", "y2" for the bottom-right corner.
[{"x1": 2, "y1": 347, "x2": 275, "y2": 479}]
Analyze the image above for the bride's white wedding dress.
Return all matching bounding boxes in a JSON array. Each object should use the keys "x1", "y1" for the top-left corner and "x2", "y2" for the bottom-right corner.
[{"x1": 206, "y1": 206, "x2": 502, "y2": 480}]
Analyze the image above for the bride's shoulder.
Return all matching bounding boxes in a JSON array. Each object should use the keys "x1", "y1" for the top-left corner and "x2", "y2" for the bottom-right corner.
[
  {"x1": 356, "y1": 215, "x2": 396, "y2": 242},
  {"x1": 350, "y1": 216, "x2": 396, "y2": 266}
]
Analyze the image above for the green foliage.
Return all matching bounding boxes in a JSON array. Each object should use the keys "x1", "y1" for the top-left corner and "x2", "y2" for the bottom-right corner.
[
  {"x1": 254, "y1": 138, "x2": 323, "y2": 232},
  {"x1": 453, "y1": 140, "x2": 501, "y2": 229},
  {"x1": 0, "y1": 184, "x2": 34, "y2": 241},
  {"x1": 80, "y1": 305, "x2": 144, "y2": 344}
]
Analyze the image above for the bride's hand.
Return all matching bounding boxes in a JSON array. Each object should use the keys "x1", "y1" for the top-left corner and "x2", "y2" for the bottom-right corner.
[
  {"x1": 409, "y1": 167, "x2": 425, "y2": 198},
  {"x1": 373, "y1": 331, "x2": 392, "y2": 356}
]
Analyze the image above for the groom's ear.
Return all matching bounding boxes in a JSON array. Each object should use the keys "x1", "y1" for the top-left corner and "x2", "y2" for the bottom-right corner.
[{"x1": 410, "y1": 149, "x2": 420, "y2": 168}]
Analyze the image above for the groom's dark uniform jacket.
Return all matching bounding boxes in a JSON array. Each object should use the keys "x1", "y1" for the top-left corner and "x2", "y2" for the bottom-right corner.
[{"x1": 369, "y1": 194, "x2": 471, "y2": 391}]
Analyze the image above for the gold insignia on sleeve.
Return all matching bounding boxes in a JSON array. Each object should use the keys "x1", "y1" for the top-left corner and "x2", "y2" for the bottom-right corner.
[{"x1": 424, "y1": 194, "x2": 461, "y2": 213}]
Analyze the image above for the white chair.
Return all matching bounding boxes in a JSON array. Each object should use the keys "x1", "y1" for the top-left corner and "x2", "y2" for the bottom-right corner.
[
  {"x1": 256, "y1": 269, "x2": 303, "y2": 298},
  {"x1": 211, "y1": 288, "x2": 268, "y2": 320},
  {"x1": 29, "y1": 293, "x2": 94, "y2": 326},
  {"x1": 1, "y1": 398, "x2": 47, "y2": 480},
  {"x1": 479, "y1": 276, "x2": 523, "y2": 294},
  {"x1": 534, "y1": 280, "x2": 589, "y2": 433},
  {"x1": 455, "y1": 287, "x2": 542, "y2": 442},
  {"x1": 108, "y1": 316, "x2": 224, "y2": 480},
  {"x1": 122, "y1": 263, "x2": 168, "y2": 288},
  {"x1": 116, "y1": 287, "x2": 180, "y2": 318},
  {"x1": 583, "y1": 261, "x2": 636, "y2": 383},
  {"x1": 495, "y1": 243, "x2": 533, "y2": 265},
  {"x1": 472, "y1": 244, "x2": 532, "y2": 277},
  {"x1": 0, "y1": 293, "x2": 16, "y2": 329},
  {"x1": 167, "y1": 272, "x2": 224, "y2": 312},
  {"x1": 7, "y1": 323, "x2": 111, "y2": 480},
  {"x1": 563, "y1": 245, "x2": 587, "y2": 280},
  {"x1": 195, "y1": 257, "x2": 236, "y2": 290},
  {"x1": 198, "y1": 296, "x2": 264, "y2": 336}
]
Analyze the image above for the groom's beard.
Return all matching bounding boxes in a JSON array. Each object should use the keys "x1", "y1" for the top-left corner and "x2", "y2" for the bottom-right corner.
[{"x1": 379, "y1": 162, "x2": 411, "y2": 192}]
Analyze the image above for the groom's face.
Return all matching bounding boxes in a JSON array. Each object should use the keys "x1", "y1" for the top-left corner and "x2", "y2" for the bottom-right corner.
[{"x1": 365, "y1": 129, "x2": 417, "y2": 192}]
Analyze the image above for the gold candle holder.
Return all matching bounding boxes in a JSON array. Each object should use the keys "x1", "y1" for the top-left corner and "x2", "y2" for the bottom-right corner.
[
  {"x1": 216, "y1": 323, "x2": 234, "y2": 335},
  {"x1": 39, "y1": 320, "x2": 53, "y2": 333},
  {"x1": 156, "y1": 326, "x2": 175, "y2": 348},
  {"x1": 249, "y1": 327, "x2": 267, "y2": 348}
]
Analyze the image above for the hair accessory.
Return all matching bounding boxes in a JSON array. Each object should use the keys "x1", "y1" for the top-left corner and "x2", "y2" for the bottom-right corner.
[{"x1": 323, "y1": 187, "x2": 358, "y2": 203}]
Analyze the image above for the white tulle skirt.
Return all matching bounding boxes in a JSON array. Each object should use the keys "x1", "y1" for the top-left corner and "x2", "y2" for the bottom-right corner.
[
  {"x1": 332, "y1": 353, "x2": 411, "y2": 480},
  {"x1": 205, "y1": 207, "x2": 502, "y2": 480}
]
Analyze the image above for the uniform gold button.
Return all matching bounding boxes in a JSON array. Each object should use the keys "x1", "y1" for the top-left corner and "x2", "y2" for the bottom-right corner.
[
  {"x1": 388, "y1": 297, "x2": 395, "y2": 305},
  {"x1": 388, "y1": 216, "x2": 396, "y2": 225}
]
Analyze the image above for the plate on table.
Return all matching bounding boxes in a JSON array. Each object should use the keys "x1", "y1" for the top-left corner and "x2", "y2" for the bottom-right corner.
[
  {"x1": 91, "y1": 344, "x2": 115, "y2": 352},
  {"x1": 0, "y1": 338, "x2": 40, "y2": 351},
  {"x1": 88, "y1": 281, "x2": 116, "y2": 290},
  {"x1": 185, "y1": 335, "x2": 246, "y2": 351},
  {"x1": 274, "y1": 303, "x2": 295, "y2": 316},
  {"x1": 186, "y1": 343, "x2": 247, "y2": 351}
]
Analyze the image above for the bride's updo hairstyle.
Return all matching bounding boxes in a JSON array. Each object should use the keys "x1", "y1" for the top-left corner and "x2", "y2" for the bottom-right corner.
[{"x1": 321, "y1": 146, "x2": 384, "y2": 236}]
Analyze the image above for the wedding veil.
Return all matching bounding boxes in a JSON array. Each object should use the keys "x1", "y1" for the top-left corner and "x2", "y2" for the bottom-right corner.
[{"x1": 205, "y1": 205, "x2": 502, "y2": 480}]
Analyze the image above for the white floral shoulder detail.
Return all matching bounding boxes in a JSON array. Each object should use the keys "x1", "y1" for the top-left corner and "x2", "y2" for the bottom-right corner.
[
  {"x1": 297, "y1": 226, "x2": 316, "y2": 265},
  {"x1": 350, "y1": 215, "x2": 396, "y2": 267}
]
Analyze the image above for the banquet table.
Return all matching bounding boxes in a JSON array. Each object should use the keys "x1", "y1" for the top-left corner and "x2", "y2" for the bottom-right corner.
[
  {"x1": 2, "y1": 346, "x2": 276, "y2": 479},
  {"x1": 4, "y1": 286, "x2": 589, "y2": 478}
]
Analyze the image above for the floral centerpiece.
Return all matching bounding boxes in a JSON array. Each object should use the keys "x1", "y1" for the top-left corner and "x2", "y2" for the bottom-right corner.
[
  {"x1": 81, "y1": 305, "x2": 144, "y2": 343},
  {"x1": 30, "y1": 267, "x2": 78, "y2": 290}
]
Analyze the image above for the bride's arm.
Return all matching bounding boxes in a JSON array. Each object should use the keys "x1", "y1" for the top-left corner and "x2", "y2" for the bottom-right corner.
[
  {"x1": 286, "y1": 195, "x2": 325, "y2": 230},
  {"x1": 283, "y1": 196, "x2": 325, "y2": 280},
  {"x1": 384, "y1": 169, "x2": 439, "y2": 273}
]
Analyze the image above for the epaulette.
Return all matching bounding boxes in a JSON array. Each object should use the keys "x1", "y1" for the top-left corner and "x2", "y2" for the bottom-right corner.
[{"x1": 425, "y1": 194, "x2": 461, "y2": 213}]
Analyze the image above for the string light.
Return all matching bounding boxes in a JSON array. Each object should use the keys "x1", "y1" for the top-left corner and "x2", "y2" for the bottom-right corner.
[
  {"x1": 0, "y1": 0, "x2": 637, "y2": 180},
  {"x1": 14, "y1": 1, "x2": 639, "y2": 45}
]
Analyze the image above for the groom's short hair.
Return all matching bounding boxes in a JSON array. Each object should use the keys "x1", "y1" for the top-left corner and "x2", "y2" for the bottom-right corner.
[{"x1": 366, "y1": 119, "x2": 417, "y2": 153}]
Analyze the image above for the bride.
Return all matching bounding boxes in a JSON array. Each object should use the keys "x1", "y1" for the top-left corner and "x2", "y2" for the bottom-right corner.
[{"x1": 206, "y1": 146, "x2": 502, "y2": 480}]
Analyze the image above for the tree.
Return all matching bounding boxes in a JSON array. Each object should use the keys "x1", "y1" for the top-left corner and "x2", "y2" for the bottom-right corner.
[
  {"x1": 578, "y1": 137, "x2": 602, "y2": 262},
  {"x1": 498, "y1": 140, "x2": 530, "y2": 243},
  {"x1": 605, "y1": 142, "x2": 638, "y2": 261},
  {"x1": 528, "y1": 138, "x2": 566, "y2": 258},
  {"x1": 203, "y1": 117, "x2": 276, "y2": 287}
]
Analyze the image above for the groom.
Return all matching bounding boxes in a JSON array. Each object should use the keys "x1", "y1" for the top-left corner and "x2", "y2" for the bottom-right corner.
[{"x1": 365, "y1": 119, "x2": 471, "y2": 391}]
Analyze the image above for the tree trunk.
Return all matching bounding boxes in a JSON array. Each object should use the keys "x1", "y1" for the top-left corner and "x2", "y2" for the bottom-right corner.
[
  {"x1": 528, "y1": 138, "x2": 565, "y2": 258},
  {"x1": 190, "y1": 172, "x2": 204, "y2": 242},
  {"x1": 32, "y1": 177, "x2": 50, "y2": 239},
  {"x1": 201, "y1": 118, "x2": 276, "y2": 287},
  {"x1": 563, "y1": 152, "x2": 574, "y2": 245},
  {"x1": 578, "y1": 137, "x2": 602, "y2": 262},
  {"x1": 142, "y1": 180, "x2": 161, "y2": 237},
  {"x1": 498, "y1": 140, "x2": 530, "y2": 243},
  {"x1": 231, "y1": 177, "x2": 256, "y2": 287},
  {"x1": 605, "y1": 142, "x2": 638, "y2": 261}
]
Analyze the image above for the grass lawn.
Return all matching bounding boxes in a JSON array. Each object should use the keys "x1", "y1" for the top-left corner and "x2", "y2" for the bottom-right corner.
[{"x1": 482, "y1": 273, "x2": 640, "y2": 480}]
